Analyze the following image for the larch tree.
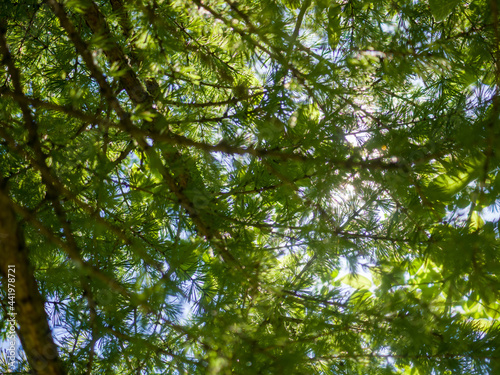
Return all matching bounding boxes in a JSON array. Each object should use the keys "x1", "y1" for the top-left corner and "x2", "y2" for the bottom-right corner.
[{"x1": 1, "y1": 0, "x2": 500, "y2": 374}]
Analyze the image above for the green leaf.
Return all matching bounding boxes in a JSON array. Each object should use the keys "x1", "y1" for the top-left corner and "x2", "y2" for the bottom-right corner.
[
  {"x1": 341, "y1": 274, "x2": 372, "y2": 289},
  {"x1": 425, "y1": 156, "x2": 484, "y2": 202},
  {"x1": 429, "y1": 0, "x2": 460, "y2": 21},
  {"x1": 327, "y1": 5, "x2": 342, "y2": 50},
  {"x1": 470, "y1": 211, "x2": 484, "y2": 231}
]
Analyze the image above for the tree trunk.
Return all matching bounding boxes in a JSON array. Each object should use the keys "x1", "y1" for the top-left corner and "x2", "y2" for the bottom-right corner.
[{"x1": 0, "y1": 188, "x2": 66, "y2": 375}]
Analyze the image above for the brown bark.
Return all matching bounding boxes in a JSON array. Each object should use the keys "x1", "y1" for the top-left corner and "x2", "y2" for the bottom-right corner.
[{"x1": 0, "y1": 188, "x2": 66, "y2": 375}]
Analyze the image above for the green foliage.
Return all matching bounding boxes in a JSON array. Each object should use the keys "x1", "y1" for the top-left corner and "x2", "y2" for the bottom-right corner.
[
  {"x1": 429, "y1": 0, "x2": 461, "y2": 22},
  {"x1": 1, "y1": 0, "x2": 500, "y2": 374}
]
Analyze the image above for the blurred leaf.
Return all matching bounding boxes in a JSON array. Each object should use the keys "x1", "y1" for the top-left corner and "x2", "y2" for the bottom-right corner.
[{"x1": 429, "y1": 0, "x2": 460, "y2": 21}]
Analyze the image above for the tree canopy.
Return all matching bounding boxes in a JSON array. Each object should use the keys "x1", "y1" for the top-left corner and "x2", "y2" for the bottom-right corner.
[{"x1": 1, "y1": 0, "x2": 500, "y2": 373}]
